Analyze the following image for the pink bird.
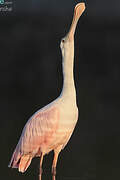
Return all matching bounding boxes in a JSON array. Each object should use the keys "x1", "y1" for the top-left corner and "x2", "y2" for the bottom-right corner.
[{"x1": 8, "y1": 3, "x2": 85, "y2": 180}]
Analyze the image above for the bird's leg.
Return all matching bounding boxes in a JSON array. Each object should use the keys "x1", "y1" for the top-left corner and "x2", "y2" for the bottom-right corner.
[
  {"x1": 52, "y1": 152, "x2": 58, "y2": 179},
  {"x1": 52, "y1": 148, "x2": 61, "y2": 180},
  {"x1": 39, "y1": 153, "x2": 44, "y2": 180}
]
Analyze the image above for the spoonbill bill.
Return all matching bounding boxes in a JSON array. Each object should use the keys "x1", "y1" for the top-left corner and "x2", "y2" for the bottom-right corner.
[{"x1": 8, "y1": 3, "x2": 86, "y2": 180}]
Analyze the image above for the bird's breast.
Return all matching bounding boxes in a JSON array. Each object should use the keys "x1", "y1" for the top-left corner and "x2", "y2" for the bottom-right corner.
[
  {"x1": 60, "y1": 104, "x2": 78, "y2": 128},
  {"x1": 49, "y1": 103, "x2": 78, "y2": 150}
]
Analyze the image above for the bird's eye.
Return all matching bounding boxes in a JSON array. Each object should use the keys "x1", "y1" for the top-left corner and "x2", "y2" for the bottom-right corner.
[{"x1": 62, "y1": 39, "x2": 65, "y2": 43}]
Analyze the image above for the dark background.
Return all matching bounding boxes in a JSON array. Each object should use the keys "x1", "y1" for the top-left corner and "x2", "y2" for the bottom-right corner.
[{"x1": 1, "y1": 0, "x2": 120, "y2": 179}]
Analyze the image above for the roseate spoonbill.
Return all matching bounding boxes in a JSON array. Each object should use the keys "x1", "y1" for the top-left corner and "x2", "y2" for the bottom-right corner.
[{"x1": 8, "y1": 3, "x2": 85, "y2": 180}]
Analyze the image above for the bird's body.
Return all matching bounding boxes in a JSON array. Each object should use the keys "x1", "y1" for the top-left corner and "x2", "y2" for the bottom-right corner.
[
  {"x1": 9, "y1": 3, "x2": 85, "y2": 179},
  {"x1": 9, "y1": 78, "x2": 78, "y2": 172}
]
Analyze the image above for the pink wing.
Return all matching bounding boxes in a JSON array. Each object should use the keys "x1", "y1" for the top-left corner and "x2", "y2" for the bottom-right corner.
[{"x1": 8, "y1": 106, "x2": 59, "y2": 172}]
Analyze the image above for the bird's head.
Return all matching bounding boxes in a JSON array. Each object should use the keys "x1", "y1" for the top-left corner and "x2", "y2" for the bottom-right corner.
[{"x1": 60, "y1": 3, "x2": 85, "y2": 56}]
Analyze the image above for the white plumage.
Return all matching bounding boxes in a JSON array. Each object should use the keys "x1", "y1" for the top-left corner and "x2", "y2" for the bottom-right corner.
[{"x1": 9, "y1": 3, "x2": 85, "y2": 180}]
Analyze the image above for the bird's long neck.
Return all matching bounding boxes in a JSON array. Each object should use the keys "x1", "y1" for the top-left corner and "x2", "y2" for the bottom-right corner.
[
  {"x1": 59, "y1": 2, "x2": 86, "y2": 103},
  {"x1": 61, "y1": 41, "x2": 76, "y2": 102}
]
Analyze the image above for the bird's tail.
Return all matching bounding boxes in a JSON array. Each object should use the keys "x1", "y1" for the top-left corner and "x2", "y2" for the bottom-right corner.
[
  {"x1": 18, "y1": 155, "x2": 32, "y2": 172},
  {"x1": 8, "y1": 146, "x2": 32, "y2": 173}
]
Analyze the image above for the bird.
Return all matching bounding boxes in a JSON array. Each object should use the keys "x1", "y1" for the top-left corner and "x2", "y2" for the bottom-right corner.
[{"x1": 8, "y1": 3, "x2": 85, "y2": 180}]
